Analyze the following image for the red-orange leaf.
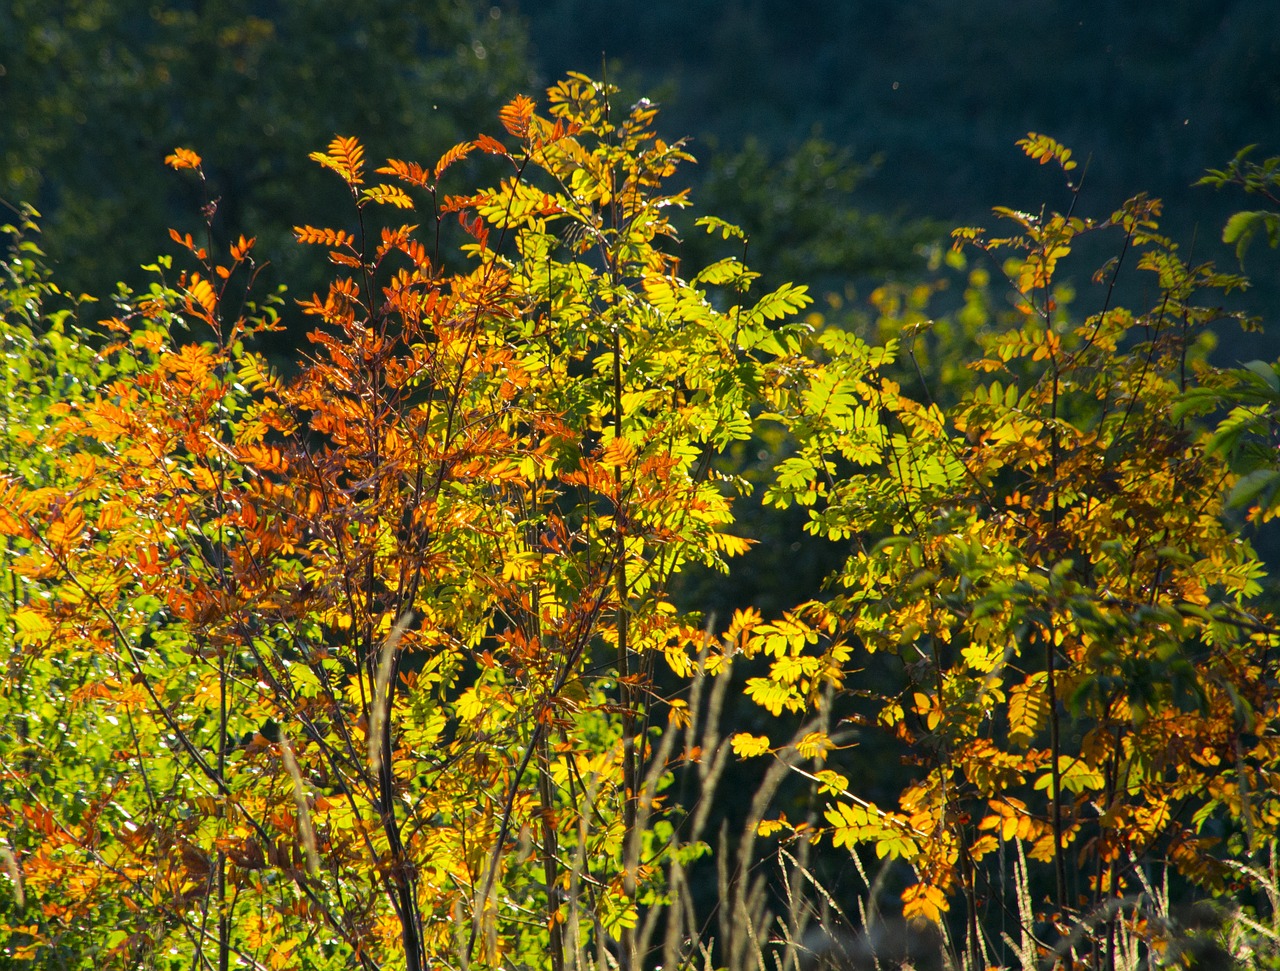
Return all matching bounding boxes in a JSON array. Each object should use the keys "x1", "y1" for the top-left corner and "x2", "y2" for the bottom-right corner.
[
  {"x1": 499, "y1": 94, "x2": 536, "y2": 138},
  {"x1": 169, "y1": 228, "x2": 207, "y2": 260},
  {"x1": 433, "y1": 141, "x2": 475, "y2": 181},
  {"x1": 474, "y1": 133, "x2": 509, "y2": 156},
  {"x1": 376, "y1": 158, "x2": 433, "y2": 188},
  {"x1": 458, "y1": 212, "x2": 489, "y2": 248}
]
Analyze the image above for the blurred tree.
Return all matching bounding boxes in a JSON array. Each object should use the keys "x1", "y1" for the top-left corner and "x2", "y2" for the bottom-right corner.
[
  {"x1": 681, "y1": 136, "x2": 944, "y2": 293},
  {"x1": 522, "y1": 0, "x2": 1280, "y2": 350},
  {"x1": 0, "y1": 0, "x2": 531, "y2": 338}
]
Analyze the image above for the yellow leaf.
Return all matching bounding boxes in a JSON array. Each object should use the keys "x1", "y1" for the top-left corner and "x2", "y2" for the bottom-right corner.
[
  {"x1": 1008, "y1": 672, "x2": 1049, "y2": 748},
  {"x1": 710, "y1": 531, "x2": 755, "y2": 557},
  {"x1": 757, "y1": 817, "x2": 789, "y2": 837},
  {"x1": 969, "y1": 834, "x2": 1000, "y2": 861},
  {"x1": 12, "y1": 606, "x2": 51, "y2": 634},
  {"x1": 879, "y1": 699, "x2": 905, "y2": 727},
  {"x1": 796, "y1": 731, "x2": 835, "y2": 761},
  {"x1": 912, "y1": 691, "x2": 941, "y2": 731},
  {"x1": 1017, "y1": 132, "x2": 1078, "y2": 171},
  {"x1": 815, "y1": 769, "x2": 849, "y2": 795},
  {"x1": 361, "y1": 184, "x2": 415, "y2": 210},
  {"x1": 731, "y1": 733, "x2": 772, "y2": 758},
  {"x1": 901, "y1": 883, "x2": 948, "y2": 924},
  {"x1": 501, "y1": 551, "x2": 540, "y2": 582}
]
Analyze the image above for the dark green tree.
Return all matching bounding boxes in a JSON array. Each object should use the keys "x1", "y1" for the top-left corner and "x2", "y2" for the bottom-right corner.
[{"x1": 0, "y1": 0, "x2": 531, "y2": 318}]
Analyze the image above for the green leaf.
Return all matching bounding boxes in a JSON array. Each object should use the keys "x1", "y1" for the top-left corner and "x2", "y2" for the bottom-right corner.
[
  {"x1": 1226, "y1": 469, "x2": 1280, "y2": 511},
  {"x1": 1222, "y1": 210, "x2": 1280, "y2": 262},
  {"x1": 750, "y1": 282, "x2": 812, "y2": 321},
  {"x1": 1242, "y1": 359, "x2": 1280, "y2": 394},
  {"x1": 695, "y1": 215, "x2": 747, "y2": 241}
]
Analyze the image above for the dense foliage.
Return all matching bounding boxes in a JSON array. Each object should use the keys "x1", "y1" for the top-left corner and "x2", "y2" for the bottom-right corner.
[{"x1": 4, "y1": 76, "x2": 1280, "y2": 971}]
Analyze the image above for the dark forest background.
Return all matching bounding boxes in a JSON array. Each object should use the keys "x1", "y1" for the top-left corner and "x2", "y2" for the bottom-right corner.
[
  {"x1": 524, "y1": 0, "x2": 1280, "y2": 357},
  {"x1": 528, "y1": 0, "x2": 1279, "y2": 230},
  {"x1": 5, "y1": 1, "x2": 1279, "y2": 360},
  {"x1": 10, "y1": 1, "x2": 1280, "y2": 326}
]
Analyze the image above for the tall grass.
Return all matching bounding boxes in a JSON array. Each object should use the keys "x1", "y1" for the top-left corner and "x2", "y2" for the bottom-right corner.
[{"x1": 544, "y1": 644, "x2": 1280, "y2": 971}]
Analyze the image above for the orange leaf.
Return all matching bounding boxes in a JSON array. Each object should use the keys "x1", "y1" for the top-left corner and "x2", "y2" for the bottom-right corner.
[
  {"x1": 499, "y1": 94, "x2": 536, "y2": 138},
  {"x1": 169, "y1": 228, "x2": 206, "y2": 259},
  {"x1": 47, "y1": 504, "x2": 86, "y2": 551},
  {"x1": 377, "y1": 158, "x2": 433, "y2": 188},
  {"x1": 230, "y1": 235, "x2": 255, "y2": 261},
  {"x1": 165, "y1": 147, "x2": 203, "y2": 170},
  {"x1": 901, "y1": 882, "x2": 948, "y2": 924},
  {"x1": 98, "y1": 501, "x2": 127, "y2": 531},
  {"x1": 432, "y1": 141, "x2": 475, "y2": 181},
  {"x1": 294, "y1": 226, "x2": 355, "y2": 248},
  {"x1": 136, "y1": 544, "x2": 162, "y2": 577},
  {"x1": 474, "y1": 133, "x2": 508, "y2": 156}
]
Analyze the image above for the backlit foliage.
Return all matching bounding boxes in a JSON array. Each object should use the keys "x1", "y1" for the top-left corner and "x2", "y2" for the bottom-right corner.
[
  {"x1": 740, "y1": 133, "x2": 1280, "y2": 932},
  {"x1": 2, "y1": 88, "x2": 1279, "y2": 971},
  {"x1": 0, "y1": 76, "x2": 809, "y2": 970}
]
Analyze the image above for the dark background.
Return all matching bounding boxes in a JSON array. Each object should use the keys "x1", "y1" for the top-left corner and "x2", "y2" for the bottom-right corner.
[
  {"x1": 520, "y1": 0, "x2": 1280, "y2": 358},
  {"x1": 525, "y1": 0, "x2": 1280, "y2": 225},
  {"x1": 5, "y1": 0, "x2": 1279, "y2": 343}
]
